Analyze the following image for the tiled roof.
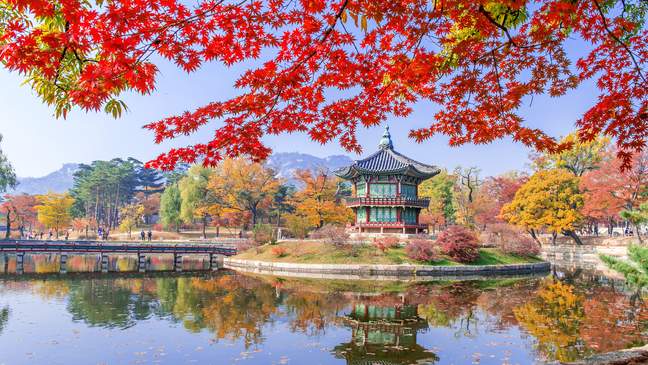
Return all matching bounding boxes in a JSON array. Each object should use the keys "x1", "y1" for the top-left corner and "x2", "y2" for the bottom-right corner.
[{"x1": 335, "y1": 127, "x2": 440, "y2": 180}]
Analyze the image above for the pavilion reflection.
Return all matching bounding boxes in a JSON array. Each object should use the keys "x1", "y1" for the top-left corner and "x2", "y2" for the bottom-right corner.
[{"x1": 333, "y1": 295, "x2": 438, "y2": 365}]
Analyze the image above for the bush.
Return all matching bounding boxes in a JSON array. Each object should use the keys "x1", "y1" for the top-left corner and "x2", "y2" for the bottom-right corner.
[
  {"x1": 405, "y1": 239, "x2": 438, "y2": 262},
  {"x1": 310, "y1": 224, "x2": 349, "y2": 247},
  {"x1": 373, "y1": 237, "x2": 400, "y2": 252},
  {"x1": 252, "y1": 224, "x2": 275, "y2": 245},
  {"x1": 437, "y1": 226, "x2": 480, "y2": 263},
  {"x1": 270, "y1": 246, "x2": 288, "y2": 257},
  {"x1": 487, "y1": 224, "x2": 540, "y2": 257}
]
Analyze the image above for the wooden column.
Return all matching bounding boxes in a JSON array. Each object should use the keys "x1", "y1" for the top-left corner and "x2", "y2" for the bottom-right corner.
[
  {"x1": 209, "y1": 254, "x2": 223, "y2": 270},
  {"x1": 16, "y1": 252, "x2": 24, "y2": 275},
  {"x1": 3, "y1": 253, "x2": 8, "y2": 274},
  {"x1": 101, "y1": 254, "x2": 109, "y2": 273},
  {"x1": 173, "y1": 253, "x2": 183, "y2": 272},
  {"x1": 60, "y1": 254, "x2": 68, "y2": 274},
  {"x1": 137, "y1": 253, "x2": 146, "y2": 273}
]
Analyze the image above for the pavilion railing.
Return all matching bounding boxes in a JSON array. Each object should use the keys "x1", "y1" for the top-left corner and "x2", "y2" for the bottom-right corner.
[{"x1": 345, "y1": 196, "x2": 430, "y2": 208}]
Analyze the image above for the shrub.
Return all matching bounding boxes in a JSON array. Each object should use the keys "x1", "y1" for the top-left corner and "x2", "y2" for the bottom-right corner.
[
  {"x1": 405, "y1": 239, "x2": 438, "y2": 262},
  {"x1": 437, "y1": 226, "x2": 480, "y2": 263},
  {"x1": 310, "y1": 224, "x2": 349, "y2": 247},
  {"x1": 252, "y1": 224, "x2": 275, "y2": 245},
  {"x1": 270, "y1": 246, "x2": 288, "y2": 257},
  {"x1": 487, "y1": 223, "x2": 541, "y2": 257},
  {"x1": 373, "y1": 237, "x2": 400, "y2": 252}
]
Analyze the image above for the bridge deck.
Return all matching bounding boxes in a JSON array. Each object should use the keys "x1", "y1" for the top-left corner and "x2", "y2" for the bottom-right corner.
[{"x1": 0, "y1": 240, "x2": 237, "y2": 256}]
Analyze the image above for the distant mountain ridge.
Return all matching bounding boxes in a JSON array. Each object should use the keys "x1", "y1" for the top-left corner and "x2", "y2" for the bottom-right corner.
[
  {"x1": 10, "y1": 163, "x2": 80, "y2": 195},
  {"x1": 8, "y1": 153, "x2": 354, "y2": 194}
]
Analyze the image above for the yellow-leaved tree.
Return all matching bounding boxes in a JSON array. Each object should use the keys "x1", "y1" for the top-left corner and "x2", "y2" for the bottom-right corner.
[
  {"x1": 207, "y1": 158, "x2": 280, "y2": 228},
  {"x1": 119, "y1": 203, "x2": 145, "y2": 239},
  {"x1": 287, "y1": 169, "x2": 352, "y2": 230},
  {"x1": 35, "y1": 192, "x2": 74, "y2": 238},
  {"x1": 531, "y1": 133, "x2": 610, "y2": 177},
  {"x1": 501, "y1": 169, "x2": 584, "y2": 245}
]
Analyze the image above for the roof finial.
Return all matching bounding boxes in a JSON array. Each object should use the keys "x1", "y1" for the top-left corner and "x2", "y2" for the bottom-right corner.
[{"x1": 378, "y1": 125, "x2": 393, "y2": 150}]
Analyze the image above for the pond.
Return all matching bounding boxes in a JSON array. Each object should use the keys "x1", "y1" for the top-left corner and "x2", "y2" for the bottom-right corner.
[{"x1": 0, "y1": 267, "x2": 646, "y2": 365}]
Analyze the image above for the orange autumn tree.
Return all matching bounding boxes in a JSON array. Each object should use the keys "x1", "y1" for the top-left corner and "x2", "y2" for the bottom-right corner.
[
  {"x1": 207, "y1": 158, "x2": 280, "y2": 227},
  {"x1": 1, "y1": 193, "x2": 39, "y2": 238},
  {"x1": 0, "y1": 1, "x2": 645, "y2": 170},
  {"x1": 501, "y1": 169, "x2": 584, "y2": 244},
  {"x1": 287, "y1": 169, "x2": 352, "y2": 230}
]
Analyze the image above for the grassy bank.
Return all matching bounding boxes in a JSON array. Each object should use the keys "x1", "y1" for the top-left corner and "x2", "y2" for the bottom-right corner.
[{"x1": 235, "y1": 241, "x2": 542, "y2": 266}]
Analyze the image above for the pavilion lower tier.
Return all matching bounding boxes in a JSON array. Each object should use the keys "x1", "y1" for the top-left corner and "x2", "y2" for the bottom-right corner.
[{"x1": 350, "y1": 222, "x2": 428, "y2": 234}]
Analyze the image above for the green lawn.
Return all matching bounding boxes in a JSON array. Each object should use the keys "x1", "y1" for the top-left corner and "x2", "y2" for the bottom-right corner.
[{"x1": 235, "y1": 241, "x2": 542, "y2": 266}]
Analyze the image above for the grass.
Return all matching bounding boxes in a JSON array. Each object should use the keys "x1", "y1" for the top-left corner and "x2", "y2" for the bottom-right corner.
[{"x1": 235, "y1": 241, "x2": 542, "y2": 266}]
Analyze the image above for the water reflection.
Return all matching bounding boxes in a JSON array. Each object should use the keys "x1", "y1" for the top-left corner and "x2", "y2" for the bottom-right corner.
[{"x1": 0, "y1": 271, "x2": 646, "y2": 364}]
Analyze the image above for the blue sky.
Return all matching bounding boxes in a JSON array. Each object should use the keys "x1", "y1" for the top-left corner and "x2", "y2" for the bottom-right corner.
[{"x1": 0, "y1": 52, "x2": 594, "y2": 178}]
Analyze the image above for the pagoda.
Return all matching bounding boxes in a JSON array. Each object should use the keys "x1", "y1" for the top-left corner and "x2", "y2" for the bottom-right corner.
[{"x1": 335, "y1": 126, "x2": 440, "y2": 234}]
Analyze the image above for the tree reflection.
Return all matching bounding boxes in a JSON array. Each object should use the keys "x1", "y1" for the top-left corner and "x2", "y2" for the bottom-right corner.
[
  {"x1": 0, "y1": 306, "x2": 9, "y2": 335},
  {"x1": 514, "y1": 279, "x2": 589, "y2": 362}
]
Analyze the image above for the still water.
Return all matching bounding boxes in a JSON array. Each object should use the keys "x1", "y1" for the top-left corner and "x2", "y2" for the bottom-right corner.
[{"x1": 0, "y1": 261, "x2": 646, "y2": 364}]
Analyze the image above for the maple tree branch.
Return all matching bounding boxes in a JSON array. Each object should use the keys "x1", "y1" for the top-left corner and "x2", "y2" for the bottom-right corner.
[
  {"x1": 478, "y1": 5, "x2": 517, "y2": 47},
  {"x1": 592, "y1": 0, "x2": 647, "y2": 84}
]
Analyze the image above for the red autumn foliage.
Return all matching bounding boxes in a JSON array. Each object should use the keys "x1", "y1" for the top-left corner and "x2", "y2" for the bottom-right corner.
[
  {"x1": 437, "y1": 225, "x2": 480, "y2": 263},
  {"x1": 373, "y1": 237, "x2": 400, "y2": 253},
  {"x1": 474, "y1": 174, "x2": 528, "y2": 228},
  {"x1": 0, "y1": 1, "x2": 645, "y2": 169},
  {"x1": 405, "y1": 239, "x2": 438, "y2": 262},
  {"x1": 580, "y1": 150, "x2": 648, "y2": 225}
]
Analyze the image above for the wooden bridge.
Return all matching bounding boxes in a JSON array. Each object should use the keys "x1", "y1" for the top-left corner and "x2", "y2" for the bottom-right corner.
[{"x1": 0, "y1": 240, "x2": 238, "y2": 274}]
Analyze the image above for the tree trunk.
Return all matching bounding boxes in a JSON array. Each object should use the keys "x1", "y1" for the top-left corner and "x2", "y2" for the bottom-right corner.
[
  {"x1": 635, "y1": 225, "x2": 644, "y2": 244},
  {"x1": 216, "y1": 225, "x2": 220, "y2": 237},
  {"x1": 565, "y1": 230, "x2": 583, "y2": 245},
  {"x1": 4, "y1": 208, "x2": 10, "y2": 239},
  {"x1": 529, "y1": 229, "x2": 540, "y2": 244},
  {"x1": 551, "y1": 232, "x2": 557, "y2": 245}
]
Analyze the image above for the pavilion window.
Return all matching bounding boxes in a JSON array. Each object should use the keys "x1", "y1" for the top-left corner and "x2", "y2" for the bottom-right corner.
[
  {"x1": 401, "y1": 184, "x2": 417, "y2": 198},
  {"x1": 369, "y1": 183, "x2": 396, "y2": 197},
  {"x1": 355, "y1": 182, "x2": 367, "y2": 197},
  {"x1": 403, "y1": 208, "x2": 417, "y2": 224},
  {"x1": 356, "y1": 208, "x2": 366, "y2": 223},
  {"x1": 369, "y1": 207, "x2": 397, "y2": 222}
]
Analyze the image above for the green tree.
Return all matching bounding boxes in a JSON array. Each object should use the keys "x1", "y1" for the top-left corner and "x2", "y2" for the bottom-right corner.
[
  {"x1": 160, "y1": 184, "x2": 182, "y2": 232},
  {"x1": 0, "y1": 135, "x2": 16, "y2": 194},
  {"x1": 178, "y1": 165, "x2": 220, "y2": 238},
  {"x1": 601, "y1": 245, "x2": 648, "y2": 293},
  {"x1": 419, "y1": 170, "x2": 456, "y2": 229},
  {"x1": 619, "y1": 202, "x2": 648, "y2": 244}
]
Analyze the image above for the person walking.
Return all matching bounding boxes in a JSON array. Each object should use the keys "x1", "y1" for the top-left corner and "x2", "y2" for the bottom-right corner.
[
  {"x1": 140, "y1": 230, "x2": 146, "y2": 241},
  {"x1": 65, "y1": 230, "x2": 69, "y2": 241},
  {"x1": 147, "y1": 230, "x2": 152, "y2": 242}
]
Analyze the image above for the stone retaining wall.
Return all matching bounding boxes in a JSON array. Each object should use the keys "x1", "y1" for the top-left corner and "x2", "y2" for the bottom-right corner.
[{"x1": 224, "y1": 258, "x2": 550, "y2": 280}]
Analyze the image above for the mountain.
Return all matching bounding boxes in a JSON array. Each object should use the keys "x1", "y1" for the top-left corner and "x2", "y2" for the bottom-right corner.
[
  {"x1": 266, "y1": 153, "x2": 354, "y2": 185},
  {"x1": 10, "y1": 163, "x2": 80, "y2": 195},
  {"x1": 7, "y1": 153, "x2": 354, "y2": 194}
]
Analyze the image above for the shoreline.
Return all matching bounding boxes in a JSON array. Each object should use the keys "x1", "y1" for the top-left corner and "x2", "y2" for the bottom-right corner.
[{"x1": 224, "y1": 257, "x2": 551, "y2": 281}]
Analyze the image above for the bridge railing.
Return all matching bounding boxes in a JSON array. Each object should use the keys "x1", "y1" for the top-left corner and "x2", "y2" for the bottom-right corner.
[{"x1": 0, "y1": 240, "x2": 237, "y2": 256}]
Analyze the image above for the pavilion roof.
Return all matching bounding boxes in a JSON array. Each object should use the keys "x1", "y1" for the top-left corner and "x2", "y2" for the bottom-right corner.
[{"x1": 334, "y1": 126, "x2": 440, "y2": 180}]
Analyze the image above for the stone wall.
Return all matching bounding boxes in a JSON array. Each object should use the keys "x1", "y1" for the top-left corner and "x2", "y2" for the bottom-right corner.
[
  {"x1": 541, "y1": 243, "x2": 628, "y2": 278},
  {"x1": 224, "y1": 257, "x2": 550, "y2": 280}
]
